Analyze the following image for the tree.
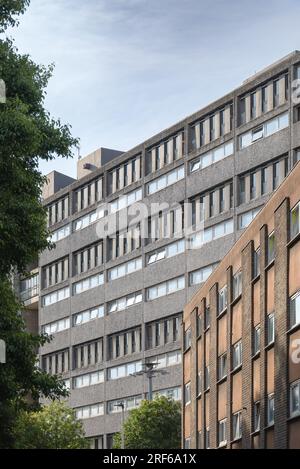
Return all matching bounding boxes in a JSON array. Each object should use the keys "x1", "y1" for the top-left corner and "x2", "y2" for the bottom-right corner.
[
  {"x1": 12, "y1": 401, "x2": 89, "y2": 449},
  {"x1": 0, "y1": 0, "x2": 30, "y2": 33},
  {"x1": 0, "y1": 1, "x2": 78, "y2": 448},
  {"x1": 113, "y1": 396, "x2": 181, "y2": 449}
]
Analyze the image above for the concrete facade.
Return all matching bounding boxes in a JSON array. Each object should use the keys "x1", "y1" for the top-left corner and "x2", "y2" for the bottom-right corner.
[{"x1": 19, "y1": 51, "x2": 300, "y2": 448}]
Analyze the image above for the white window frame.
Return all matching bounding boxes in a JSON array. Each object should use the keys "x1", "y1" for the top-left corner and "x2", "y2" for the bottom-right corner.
[
  {"x1": 232, "y1": 341, "x2": 242, "y2": 370},
  {"x1": 267, "y1": 394, "x2": 274, "y2": 426},
  {"x1": 232, "y1": 411, "x2": 242, "y2": 441},
  {"x1": 290, "y1": 380, "x2": 300, "y2": 418},
  {"x1": 218, "y1": 418, "x2": 227, "y2": 447}
]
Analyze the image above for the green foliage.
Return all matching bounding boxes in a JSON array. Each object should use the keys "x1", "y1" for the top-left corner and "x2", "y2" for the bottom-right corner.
[
  {"x1": 0, "y1": 279, "x2": 69, "y2": 448},
  {"x1": 13, "y1": 401, "x2": 89, "y2": 449},
  {"x1": 0, "y1": 0, "x2": 30, "y2": 32},
  {"x1": 0, "y1": 1, "x2": 78, "y2": 448},
  {"x1": 113, "y1": 396, "x2": 181, "y2": 449}
]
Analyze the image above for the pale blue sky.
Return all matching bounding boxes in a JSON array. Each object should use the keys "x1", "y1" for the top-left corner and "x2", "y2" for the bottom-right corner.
[{"x1": 5, "y1": 0, "x2": 300, "y2": 178}]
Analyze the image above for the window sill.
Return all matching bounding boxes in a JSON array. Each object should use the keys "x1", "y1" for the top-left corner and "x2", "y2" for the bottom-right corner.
[
  {"x1": 217, "y1": 308, "x2": 227, "y2": 319},
  {"x1": 265, "y1": 341, "x2": 274, "y2": 351},
  {"x1": 252, "y1": 351, "x2": 260, "y2": 360},
  {"x1": 265, "y1": 259, "x2": 275, "y2": 270},
  {"x1": 287, "y1": 413, "x2": 300, "y2": 422},
  {"x1": 287, "y1": 322, "x2": 300, "y2": 335},
  {"x1": 231, "y1": 364, "x2": 242, "y2": 375},
  {"x1": 287, "y1": 231, "x2": 300, "y2": 249},
  {"x1": 217, "y1": 376, "x2": 227, "y2": 385}
]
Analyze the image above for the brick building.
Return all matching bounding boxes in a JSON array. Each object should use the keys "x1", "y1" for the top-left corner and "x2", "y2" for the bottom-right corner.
[{"x1": 182, "y1": 162, "x2": 300, "y2": 449}]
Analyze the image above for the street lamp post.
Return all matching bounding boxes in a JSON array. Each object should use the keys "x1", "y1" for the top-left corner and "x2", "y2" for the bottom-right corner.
[
  {"x1": 114, "y1": 401, "x2": 125, "y2": 449},
  {"x1": 131, "y1": 362, "x2": 168, "y2": 401}
]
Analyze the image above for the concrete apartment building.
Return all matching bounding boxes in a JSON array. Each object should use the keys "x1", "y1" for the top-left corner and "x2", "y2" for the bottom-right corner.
[
  {"x1": 16, "y1": 51, "x2": 300, "y2": 448},
  {"x1": 182, "y1": 162, "x2": 300, "y2": 449}
]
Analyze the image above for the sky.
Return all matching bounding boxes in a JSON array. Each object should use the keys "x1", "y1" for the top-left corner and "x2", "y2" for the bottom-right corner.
[{"x1": 5, "y1": 0, "x2": 300, "y2": 178}]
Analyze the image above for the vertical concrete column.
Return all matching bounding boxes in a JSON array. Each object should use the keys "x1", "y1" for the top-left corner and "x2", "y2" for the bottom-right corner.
[
  {"x1": 112, "y1": 169, "x2": 117, "y2": 194},
  {"x1": 64, "y1": 197, "x2": 69, "y2": 218},
  {"x1": 136, "y1": 156, "x2": 141, "y2": 180},
  {"x1": 256, "y1": 170, "x2": 262, "y2": 198},
  {"x1": 214, "y1": 112, "x2": 220, "y2": 140},
  {"x1": 274, "y1": 199, "x2": 289, "y2": 448},
  {"x1": 51, "y1": 265, "x2": 56, "y2": 286},
  {"x1": 209, "y1": 283, "x2": 218, "y2": 449},
  {"x1": 112, "y1": 337, "x2": 117, "y2": 360},
  {"x1": 224, "y1": 184, "x2": 231, "y2": 212},
  {"x1": 90, "y1": 246, "x2": 95, "y2": 269},
  {"x1": 89, "y1": 342, "x2": 95, "y2": 365},
  {"x1": 224, "y1": 105, "x2": 231, "y2": 134},
  {"x1": 279, "y1": 76, "x2": 286, "y2": 106},
  {"x1": 135, "y1": 329, "x2": 141, "y2": 352},
  {"x1": 98, "y1": 178, "x2": 103, "y2": 201},
  {"x1": 119, "y1": 334, "x2": 125, "y2": 358},
  {"x1": 127, "y1": 160, "x2": 133, "y2": 185},
  {"x1": 151, "y1": 148, "x2": 156, "y2": 173},
  {"x1": 167, "y1": 138, "x2": 174, "y2": 164},
  {"x1": 245, "y1": 95, "x2": 251, "y2": 123},
  {"x1": 119, "y1": 233, "x2": 125, "y2": 257},
  {"x1": 51, "y1": 355, "x2": 56, "y2": 374},
  {"x1": 127, "y1": 332, "x2": 133, "y2": 355},
  {"x1": 256, "y1": 89, "x2": 262, "y2": 118},
  {"x1": 57, "y1": 261, "x2": 62, "y2": 284},
  {"x1": 159, "y1": 144, "x2": 165, "y2": 169},
  {"x1": 45, "y1": 267, "x2": 50, "y2": 289},
  {"x1": 267, "y1": 82, "x2": 274, "y2": 112},
  {"x1": 119, "y1": 165, "x2": 124, "y2": 190},
  {"x1": 204, "y1": 119, "x2": 210, "y2": 145},
  {"x1": 77, "y1": 190, "x2": 81, "y2": 212},
  {"x1": 83, "y1": 186, "x2": 89, "y2": 209},
  {"x1": 213, "y1": 190, "x2": 220, "y2": 217},
  {"x1": 90, "y1": 181, "x2": 96, "y2": 205},
  {"x1": 195, "y1": 123, "x2": 201, "y2": 149},
  {"x1": 51, "y1": 204, "x2": 56, "y2": 225},
  {"x1": 83, "y1": 250, "x2": 88, "y2": 273},
  {"x1": 57, "y1": 200, "x2": 63, "y2": 222},
  {"x1": 204, "y1": 194, "x2": 210, "y2": 220},
  {"x1": 241, "y1": 241, "x2": 254, "y2": 448},
  {"x1": 83, "y1": 345, "x2": 89, "y2": 367},
  {"x1": 176, "y1": 132, "x2": 183, "y2": 159}
]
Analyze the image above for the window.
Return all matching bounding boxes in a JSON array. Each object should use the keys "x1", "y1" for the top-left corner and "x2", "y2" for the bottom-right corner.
[
  {"x1": 107, "y1": 395, "x2": 142, "y2": 414},
  {"x1": 290, "y1": 203, "x2": 300, "y2": 239},
  {"x1": 149, "y1": 350, "x2": 181, "y2": 370},
  {"x1": 110, "y1": 187, "x2": 142, "y2": 213},
  {"x1": 184, "y1": 327, "x2": 191, "y2": 351},
  {"x1": 147, "y1": 239, "x2": 185, "y2": 265},
  {"x1": 204, "y1": 307, "x2": 210, "y2": 329},
  {"x1": 253, "y1": 248, "x2": 260, "y2": 278},
  {"x1": 19, "y1": 273, "x2": 39, "y2": 302},
  {"x1": 253, "y1": 401, "x2": 260, "y2": 432},
  {"x1": 205, "y1": 428, "x2": 210, "y2": 449},
  {"x1": 50, "y1": 224, "x2": 70, "y2": 243},
  {"x1": 239, "y1": 98, "x2": 246, "y2": 125},
  {"x1": 218, "y1": 353, "x2": 227, "y2": 380},
  {"x1": 218, "y1": 419, "x2": 227, "y2": 446},
  {"x1": 73, "y1": 305, "x2": 104, "y2": 326},
  {"x1": 290, "y1": 291, "x2": 300, "y2": 329},
  {"x1": 108, "y1": 292, "x2": 142, "y2": 314},
  {"x1": 74, "y1": 371, "x2": 104, "y2": 389},
  {"x1": 190, "y1": 219, "x2": 234, "y2": 249},
  {"x1": 108, "y1": 257, "x2": 142, "y2": 281},
  {"x1": 232, "y1": 341, "x2": 242, "y2": 370},
  {"x1": 43, "y1": 317, "x2": 70, "y2": 335},
  {"x1": 205, "y1": 366, "x2": 210, "y2": 390},
  {"x1": 290, "y1": 380, "x2": 300, "y2": 418},
  {"x1": 267, "y1": 394, "x2": 274, "y2": 426},
  {"x1": 147, "y1": 166, "x2": 184, "y2": 195},
  {"x1": 232, "y1": 271, "x2": 242, "y2": 300},
  {"x1": 73, "y1": 273, "x2": 104, "y2": 295},
  {"x1": 293, "y1": 149, "x2": 300, "y2": 166},
  {"x1": 239, "y1": 177, "x2": 245, "y2": 204},
  {"x1": 190, "y1": 141, "x2": 234, "y2": 173},
  {"x1": 232, "y1": 411, "x2": 242, "y2": 440},
  {"x1": 154, "y1": 386, "x2": 181, "y2": 401},
  {"x1": 75, "y1": 403, "x2": 104, "y2": 420},
  {"x1": 42, "y1": 287, "x2": 70, "y2": 307},
  {"x1": 184, "y1": 438, "x2": 191, "y2": 449},
  {"x1": 189, "y1": 263, "x2": 218, "y2": 286},
  {"x1": 267, "y1": 232, "x2": 275, "y2": 264},
  {"x1": 147, "y1": 276, "x2": 185, "y2": 301},
  {"x1": 253, "y1": 325, "x2": 261, "y2": 355},
  {"x1": 197, "y1": 371, "x2": 202, "y2": 396},
  {"x1": 184, "y1": 382, "x2": 191, "y2": 405},
  {"x1": 107, "y1": 360, "x2": 142, "y2": 380},
  {"x1": 273, "y1": 79, "x2": 280, "y2": 107},
  {"x1": 240, "y1": 112, "x2": 289, "y2": 149},
  {"x1": 218, "y1": 286, "x2": 227, "y2": 315},
  {"x1": 267, "y1": 313, "x2": 275, "y2": 345},
  {"x1": 239, "y1": 207, "x2": 262, "y2": 229},
  {"x1": 74, "y1": 207, "x2": 105, "y2": 231}
]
